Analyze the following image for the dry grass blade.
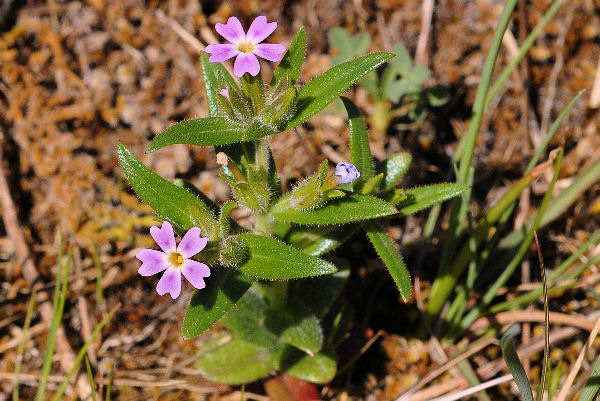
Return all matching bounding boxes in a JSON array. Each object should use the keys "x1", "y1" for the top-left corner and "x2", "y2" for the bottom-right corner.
[
  {"x1": 554, "y1": 314, "x2": 600, "y2": 401},
  {"x1": 428, "y1": 374, "x2": 513, "y2": 401}
]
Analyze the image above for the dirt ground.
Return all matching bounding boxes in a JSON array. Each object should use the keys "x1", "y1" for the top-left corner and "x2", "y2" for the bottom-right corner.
[{"x1": 1, "y1": 0, "x2": 600, "y2": 399}]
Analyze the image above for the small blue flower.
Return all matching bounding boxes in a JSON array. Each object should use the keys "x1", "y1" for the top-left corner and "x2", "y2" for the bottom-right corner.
[{"x1": 335, "y1": 162, "x2": 360, "y2": 184}]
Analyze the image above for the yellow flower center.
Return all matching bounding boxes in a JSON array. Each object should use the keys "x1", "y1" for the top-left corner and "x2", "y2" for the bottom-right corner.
[
  {"x1": 168, "y1": 252, "x2": 184, "y2": 267},
  {"x1": 236, "y1": 40, "x2": 255, "y2": 53}
]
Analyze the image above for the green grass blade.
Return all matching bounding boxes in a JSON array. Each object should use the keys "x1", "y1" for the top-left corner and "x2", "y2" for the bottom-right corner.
[
  {"x1": 580, "y1": 355, "x2": 600, "y2": 401},
  {"x1": 85, "y1": 356, "x2": 97, "y2": 401},
  {"x1": 484, "y1": 0, "x2": 565, "y2": 109},
  {"x1": 501, "y1": 325, "x2": 535, "y2": 401},
  {"x1": 13, "y1": 291, "x2": 37, "y2": 401},
  {"x1": 50, "y1": 306, "x2": 118, "y2": 401},
  {"x1": 35, "y1": 248, "x2": 71, "y2": 401},
  {"x1": 459, "y1": 149, "x2": 563, "y2": 331}
]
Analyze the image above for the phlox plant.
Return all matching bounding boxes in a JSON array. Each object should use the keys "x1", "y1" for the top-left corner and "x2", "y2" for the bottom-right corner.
[{"x1": 118, "y1": 16, "x2": 464, "y2": 385}]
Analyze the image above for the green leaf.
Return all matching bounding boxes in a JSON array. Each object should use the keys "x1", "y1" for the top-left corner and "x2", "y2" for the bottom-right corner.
[
  {"x1": 117, "y1": 143, "x2": 215, "y2": 232},
  {"x1": 272, "y1": 27, "x2": 306, "y2": 87},
  {"x1": 396, "y1": 183, "x2": 466, "y2": 215},
  {"x1": 354, "y1": 33, "x2": 371, "y2": 55},
  {"x1": 267, "y1": 312, "x2": 323, "y2": 355},
  {"x1": 201, "y1": 52, "x2": 238, "y2": 117},
  {"x1": 328, "y1": 28, "x2": 353, "y2": 59},
  {"x1": 288, "y1": 268, "x2": 350, "y2": 317},
  {"x1": 197, "y1": 337, "x2": 273, "y2": 385},
  {"x1": 376, "y1": 152, "x2": 412, "y2": 191},
  {"x1": 236, "y1": 234, "x2": 337, "y2": 279},
  {"x1": 501, "y1": 325, "x2": 534, "y2": 401},
  {"x1": 277, "y1": 347, "x2": 337, "y2": 384},
  {"x1": 342, "y1": 97, "x2": 373, "y2": 182},
  {"x1": 146, "y1": 118, "x2": 277, "y2": 152},
  {"x1": 182, "y1": 267, "x2": 254, "y2": 339},
  {"x1": 390, "y1": 44, "x2": 412, "y2": 75},
  {"x1": 426, "y1": 84, "x2": 449, "y2": 107},
  {"x1": 386, "y1": 79, "x2": 409, "y2": 103},
  {"x1": 364, "y1": 220, "x2": 411, "y2": 301},
  {"x1": 283, "y1": 52, "x2": 394, "y2": 131},
  {"x1": 286, "y1": 225, "x2": 357, "y2": 256},
  {"x1": 221, "y1": 288, "x2": 283, "y2": 349},
  {"x1": 272, "y1": 193, "x2": 397, "y2": 225}
]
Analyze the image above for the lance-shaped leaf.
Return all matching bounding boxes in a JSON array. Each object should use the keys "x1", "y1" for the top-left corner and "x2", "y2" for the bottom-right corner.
[
  {"x1": 117, "y1": 143, "x2": 216, "y2": 233},
  {"x1": 271, "y1": 27, "x2": 306, "y2": 87},
  {"x1": 236, "y1": 234, "x2": 337, "y2": 279},
  {"x1": 285, "y1": 225, "x2": 357, "y2": 256},
  {"x1": 342, "y1": 96, "x2": 373, "y2": 184},
  {"x1": 365, "y1": 220, "x2": 411, "y2": 301},
  {"x1": 146, "y1": 118, "x2": 277, "y2": 152},
  {"x1": 182, "y1": 267, "x2": 255, "y2": 339},
  {"x1": 501, "y1": 325, "x2": 534, "y2": 401},
  {"x1": 272, "y1": 193, "x2": 397, "y2": 225},
  {"x1": 396, "y1": 183, "x2": 466, "y2": 215},
  {"x1": 201, "y1": 52, "x2": 238, "y2": 116},
  {"x1": 288, "y1": 268, "x2": 350, "y2": 318},
  {"x1": 282, "y1": 52, "x2": 394, "y2": 131},
  {"x1": 376, "y1": 152, "x2": 412, "y2": 191}
]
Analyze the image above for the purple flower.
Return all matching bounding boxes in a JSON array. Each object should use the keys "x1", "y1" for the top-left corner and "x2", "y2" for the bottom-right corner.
[
  {"x1": 136, "y1": 221, "x2": 210, "y2": 299},
  {"x1": 335, "y1": 162, "x2": 361, "y2": 184},
  {"x1": 205, "y1": 16, "x2": 286, "y2": 77},
  {"x1": 219, "y1": 88, "x2": 230, "y2": 100}
]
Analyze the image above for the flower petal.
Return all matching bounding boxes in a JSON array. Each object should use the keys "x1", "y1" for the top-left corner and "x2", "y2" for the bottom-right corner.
[
  {"x1": 177, "y1": 227, "x2": 208, "y2": 258},
  {"x1": 219, "y1": 88, "x2": 230, "y2": 100},
  {"x1": 156, "y1": 267, "x2": 182, "y2": 299},
  {"x1": 246, "y1": 16, "x2": 277, "y2": 44},
  {"x1": 181, "y1": 260, "x2": 211, "y2": 290},
  {"x1": 150, "y1": 221, "x2": 176, "y2": 253},
  {"x1": 136, "y1": 249, "x2": 168, "y2": 276},
  {"x1": 254, "y1": 43, "x2": 286, "y2": 62},
  {"x1": 335, "y1": 162, "x2": 361, "y2": 184},
  {"x1": 233, "y1": 53, "x2": 260, "y2": 77},
  {"x1": 205, "y1": 44, "x2": 238, "y2": 62},
  {"x1": 215, "y1": 16, "x2": 245, "y2": 43}
]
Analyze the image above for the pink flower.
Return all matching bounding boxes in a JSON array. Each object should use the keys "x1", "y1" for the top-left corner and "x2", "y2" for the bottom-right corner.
[
  {"x1": 205, "y1": 16, "x2": 286, "y2": 77},
  {"x1": 136, "y1": 221, "x2": 210, "y2": 299},
  {"x1": 219, "y1": 88, "x2": 230, "y2": 100}
]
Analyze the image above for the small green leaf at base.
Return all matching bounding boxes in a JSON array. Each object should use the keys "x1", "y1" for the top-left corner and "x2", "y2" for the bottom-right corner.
[
  {"x1": 197, "y1": 337, "x2": 273, "y2": 385},
  {"x1": 364, "y1": 220, "x2": 411, "y2": 301},
  {"x1": 276, "y1": 347, "x2": 337, "y2": 384},
  {"x1": 501, "y1": 325, "x2": 534, "y2": 401}
]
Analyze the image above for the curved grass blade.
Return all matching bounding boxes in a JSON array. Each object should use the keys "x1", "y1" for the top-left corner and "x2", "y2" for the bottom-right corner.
[{"x1": 501, "y1": 325, "x2": 534, "y2": 401}]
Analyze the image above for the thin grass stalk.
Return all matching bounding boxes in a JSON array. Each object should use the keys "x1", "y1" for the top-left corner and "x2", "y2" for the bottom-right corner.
[
  {"x1": 12, "y1": 291, "x2": 37, "y2": 401},
  {"x1": 50, "y1": 305, "x2": 118, "y2": 401},
  {"x1": 35, "y1": 247, "x2": 71, "y2": 401},
  {"x1": 484, "y1": 0, "x2": 565, "y2": 109},
  {"x1": 459, "y1": 149, "x2": 564, "y2": 332},
  {"x1": 534, "y1": 232, "x2": 549, "y2": 401},
  {"x1": 489, "y1": 230, "x2": 600, "y2": 313}
]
